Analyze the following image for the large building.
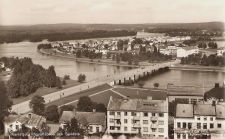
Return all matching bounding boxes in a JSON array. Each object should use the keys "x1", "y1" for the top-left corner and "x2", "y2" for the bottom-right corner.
[
  {"x1": 174, "y1": 103, "x2": 225, "y2": 139},
  {"x1": 107, "y1": 96, "x2": 168, "y2": 138},
  {"x1": 177, "y1": 46, "x2": 199, "y2": 57},
  {"x1": 204, "y1": 83, "x2": 225, "y2": 102}
]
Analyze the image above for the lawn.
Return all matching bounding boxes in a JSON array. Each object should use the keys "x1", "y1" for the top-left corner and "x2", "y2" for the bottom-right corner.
[
  {"x1": 12, "y1": 79, "x2": 81, "y2": 105},
  {"x1": 45, "y1": 84, "x2": 112, "y2": 107},
  {"x1": 112, "y1": 87, "x2": 167, "y2": 100},
  {"x1": 69, "y1": 90, "x2": 124, "y2": 107}
]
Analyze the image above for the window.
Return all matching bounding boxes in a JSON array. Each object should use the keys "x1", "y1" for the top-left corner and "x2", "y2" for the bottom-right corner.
[
  {"x1": 124, "y1": 119, "x2": 127, "y2": 123},
  {"x1": 117, "y1": 112, "x2": 121, "y2": 116},
  {"x1": 159, "y1": 113, "x2": 164, "y2": 117},
  {"x1": 110, "y1": 111, "x2": 115, "y2": 115},
  {"x1": 182, "y1": 134, "x2": 186, "y2": 138},
  {"x1": 16, "y1": 125, "x2": 19, "y2": 130},
  {"x1": 177, "y1": 134, "x2": 181, "y2": 139},
  {"x1": 158, "y1": 121, "x2": 164, "y2": 125},
  {"x1": 131, "y1": 127, "x2": 136, "y2": 131},
  {"x1": 117, "y1": 127, "x2": 120, "y2": 130},
  {"x1": 152, "y1": 113, "x2": 155, "y2": 116},
  {"x1": 131, "y1": 112, "x2": 135, "y2": 116},
  {"x1": 110, "y1": 126, "x2": 115, "y2": 130},
  {"x1": 89, "y1": 126, "x2": 93, "y2": 132},
  {"x1": 177, "y1": 122, "x2": 181, "y2": 128},
  {"x1": 124, "y1": 126, "x2": 127, "y2": 131},
  {"x1": 203, "y1": 123, "x2": 207, "y2": 129},
  {"x1": 218, "y1": 124, "x2": 221, "y2": 128},
  {"x1": 210, "y1": 117, "x2": 213, "y2": 121},
  {"x1": 124, "y1": 112, "x2": 127, "y2": 116},
  {"x1": 188, "y1": 123, "x2": 192, "y2": 129},
  {"x1": 197, "y1": 123, "x2": 201, "y2": 129},
  {"x1": 159, "y1": 135, "x2": 164, "y2": 137},
  {"x1": 110, "y1": 118, "x2": 114, "y2": 123},
  {"x1": 210, "y1": 123, "x2": 214, "y2": 129},
  {"x1": 204, "y1": 117, "x2": 207, "y2": 121},
  {"x1": 143, "y1": 120, "x2": 148, "y2": 124},
  {"x1": 143, "y1": 127, "x2": 148, "y2": 132},
  {"x1": 96, "y1": 127, "x2": 99, "y2": 133},
  {"x1": 144, "y1": 112, "x2": 148, "y2": 117},
  {"x1": 152, "y1": 128, "x2": 156, "y2": 132},
  {"x1": 197, "y1": 117, "x2": 200, "y2": 120},
  {"x1": 158, "y1": 128, "x2": 164, "y2": 133},
  {"x1": 183, "y1": 123, "x2": 186, "y2": 128}
]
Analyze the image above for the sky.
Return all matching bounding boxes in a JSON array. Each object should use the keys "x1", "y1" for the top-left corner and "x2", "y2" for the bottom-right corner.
[{"x1": 0, "y1": 0, "x2": 225, "y2": 25}]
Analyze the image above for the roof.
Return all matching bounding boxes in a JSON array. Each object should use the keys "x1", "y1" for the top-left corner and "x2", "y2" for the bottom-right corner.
[
  {"x1": 4, "y1": 115, "x2": 29, "y2": 125},
  {"x1": 178, "y1": 46, "x2": 198, "y2": 51},
  {"x1": 59, "y1": 111, "x2": 105, "y2": 126},
  {"x1": 27, "y1": 114, "x2": 46, "y2": 127},
  {"x1": 107, "y1": 98, "x2": 168, "y2": 113},
  {"x1": 48, "y1": 124, "x2": 60, "y2": 134},
  {"x1": 204, "y1": 87, "x2": 225, "y2": 102},
  {"x1": 167, "y1": 84, "x2": 202, "y2": 96},
  {"x1": 216, "y1": 104, "x2": 225, "y2": 119},
  {"x1": 176, "y1": 104, "x2": 193, "y2": 118},
  {"x1": 194, "y1": 104, "x2": 216, "y2": 116}
]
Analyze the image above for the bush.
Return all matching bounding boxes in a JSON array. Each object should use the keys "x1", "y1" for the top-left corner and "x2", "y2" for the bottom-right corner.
[
  {"x1": 124, "y1": 80, "x2": 134, "y2": 86},
  {"x1": 137, "y1": 81, "x2": 145, "y2": 88},
  {"x1": 62, "y1": 79, "x2": 66, "y2": 85},
  {"x1": 154, "y1": 83, "x2": 159, "y2": 88},
  {"x1": 64, "y1": 75, "x2": 70, "y2": 80},
  {"x1": 78, "y1": 74, "x2": 86, "y2": 82}
]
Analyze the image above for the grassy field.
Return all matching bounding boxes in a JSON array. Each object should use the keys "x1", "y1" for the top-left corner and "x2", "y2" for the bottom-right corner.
[
  {"x1": 12, "y1": 79, "x2": 81, "y2": 105},
  {"x1": 69, "y1": 90, "x2": 124, "y2": 107},
  {"x1": 45, "y1": 84, "x2": 112, "y2": 107},
  {"x1": 112, "y1": 87, "x2": 167, "y2": 100}
]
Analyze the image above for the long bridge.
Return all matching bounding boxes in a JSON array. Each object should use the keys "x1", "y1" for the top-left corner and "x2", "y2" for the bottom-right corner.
[{"x1": 12, "y1": 59, "x2": 180, "y2": 114}]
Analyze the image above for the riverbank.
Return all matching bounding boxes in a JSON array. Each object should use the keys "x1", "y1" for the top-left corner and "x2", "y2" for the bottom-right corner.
[{"x1": 172, "y1": 64, "x2": 225, "y2": 72}]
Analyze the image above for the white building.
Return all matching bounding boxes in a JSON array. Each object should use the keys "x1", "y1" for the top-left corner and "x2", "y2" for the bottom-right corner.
[
  {"x1": 177, "y1": 46, "x2": 199, "y2": 57},
  {"x1": 107, "y1": 96, "x2": 168, "y2": 138},
  {"x1": 174, "y1": 103, "x2": 225, "y2": 139},
  {"x1": 217, "y1": 47, "x2": 225, "y2": 56}
]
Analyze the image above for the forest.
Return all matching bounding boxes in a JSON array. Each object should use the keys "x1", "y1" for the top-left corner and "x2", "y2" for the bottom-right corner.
[{"x1": 0, "y1": 57, "x2": 60, "y2": 98}]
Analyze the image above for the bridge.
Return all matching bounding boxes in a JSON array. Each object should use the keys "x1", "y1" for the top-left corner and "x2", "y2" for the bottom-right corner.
[{"x1": 12, "y1": 59, "x2": 180, "y2": 114}]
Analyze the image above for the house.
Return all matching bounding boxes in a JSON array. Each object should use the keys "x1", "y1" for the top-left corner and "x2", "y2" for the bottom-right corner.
[
  {"x1": 177, "y1": 46, "x2": 199, "y2": 57},
  {"x1": 167, "y1": 84, "x2": 204, "y2": 103},
  {"x1": 217, "y1": 47, "x2": 225, "y2": 56},
  {"x1": 4, "y1": 113, "x2": 46, "y2": 135},
  {"x1": 59, "y1": 110, "x2": 106, "y2": 135},
  {"x1": 107, "y1": 96, "x2": 168, "y2": 138},
  {"x1": 51, "y1": 42, "x2": 60, "y2": 48},
  {"x1": 204, "y1": 83, "x2": 225, "y2": 102},
  {"x1": 174, "y1": 103, "x2": 225, "y2": 139}
]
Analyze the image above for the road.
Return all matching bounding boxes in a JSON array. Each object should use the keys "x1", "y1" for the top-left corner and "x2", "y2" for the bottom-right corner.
[{"x1": 11, "y1": 59, "x2": 180, "y2": 114}]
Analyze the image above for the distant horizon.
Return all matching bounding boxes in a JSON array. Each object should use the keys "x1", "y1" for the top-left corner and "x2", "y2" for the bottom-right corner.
[{"x1": 0, "y1": 21, "x2": 224, "y2": 26}]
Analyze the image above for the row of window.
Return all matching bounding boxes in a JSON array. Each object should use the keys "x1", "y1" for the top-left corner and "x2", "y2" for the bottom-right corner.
[
  {"x1": 110, "y1": 119, "x2": 164, "y2": 125},
  {"x1": 196, "y1": 116, "x2": 213, "y2": 121},
  {"x1": 109, "y1": 111, "x2": 164, "y2": 117},
  {"x1": 177, "y1": 122, "x2": 222, "y2": 129},
  {"x1": 109, "y1": 126, "x2": 164, "y2": 133},
  {"x1": 89, "y1": 126, "x2": 100, "y2": 132}
]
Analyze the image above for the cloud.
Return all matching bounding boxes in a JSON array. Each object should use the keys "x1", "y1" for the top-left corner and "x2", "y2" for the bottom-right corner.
[{"x1": 31, "y1": 4, "x2": 56, "y2": 12}]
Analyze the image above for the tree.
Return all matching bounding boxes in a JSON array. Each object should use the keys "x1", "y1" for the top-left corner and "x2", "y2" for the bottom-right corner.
[
  {"x1": 45, "y1": 105, "x2": 59, "y2": 123},
  {"x1": 154, "y1": 83, "x2": 159, "y2": 88},
  {"x1": 137, "y1": 81, "x2": 145, "y2": 88},
  {"x1": 64, "y1": 117, "x2": 84, "y2": 137},
  {"x1": 0, "y1": 81, "x2": 13, "y2": 134},
  {"x1": 128, "y1": 59, "x2": 132, "y2": 65},
  {"x1": 95, "y1": 103, "x2": 107, "y2": 113},
  {"x1": 29, "y1": 95, "x2": 45, "y2": 116},
  {"x1": 59, "y1": 105, "x2": 74, "y2": 116},
  {"x1": 76, "y1": 50, "x2": 82, "y2": 58},
  {"x1": 45, "y1": 65, "x2": 57, "y2": 88},
  {"x1": 133, "y1": 57, "x2": 139, "y2": 65},
  {"x1": 56, "y1": 76, "x2": 62, "y2": 89},
  {"x1": 78, "y1": 74, "x2": 86, "y2": 82},
  {"x1": 77, "y1": 96, "x2": 93, "y2": 112},
  {"x1": 62, "y1": 79, "x2": 66, "y2": 85},
  {"x1": 64, "y1": 75, "x2": 70, "y2": 80},
  {"x1": 116, "y1": 54, "x2": 120, "y2": 63},
  {"x1": 169, "y1": 101, "x2": 176, "y2": 116}
]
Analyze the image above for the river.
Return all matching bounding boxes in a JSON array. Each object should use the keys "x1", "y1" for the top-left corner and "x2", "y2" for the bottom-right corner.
[{"x1": 0, "y1": 32, "x2": 224, "y2": 91}]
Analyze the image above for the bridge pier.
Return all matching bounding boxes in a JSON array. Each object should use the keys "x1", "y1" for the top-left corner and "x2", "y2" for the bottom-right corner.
[
  {"x1": 114, "y1": 81, "x2": 116, "y2": 85},
  {"x1": 119, "y1": 80, "x2": 121, "y2": 85}
]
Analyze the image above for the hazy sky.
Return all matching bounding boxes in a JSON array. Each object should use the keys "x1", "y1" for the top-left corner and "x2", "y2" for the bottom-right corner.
[{"x1": 0, "y1": 0, "x2": 224, "y2": 25}]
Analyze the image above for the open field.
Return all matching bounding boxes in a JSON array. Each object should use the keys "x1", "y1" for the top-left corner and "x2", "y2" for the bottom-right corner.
[
  {"x1": 45, "y1": 84, "x2": 112, "y2": 107},
  {"x1": 12, "y1": 79, "x2": 81, "y2": 105},
  {"x1": 69, "y1": 90, "x2": 124, "y2": 107},
  {"x1": 112, "y1": 87, "x2": 167, "y2": 100}
]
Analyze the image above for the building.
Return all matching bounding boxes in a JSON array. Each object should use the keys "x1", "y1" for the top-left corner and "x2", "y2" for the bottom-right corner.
[
  {"x1": 174, "y1": 103, "x2": 225, "y2": 139},
  {"x1": 107, "y1": 96, "x2": 168, "y2": 138},
  {"x1": 4, "y1": 113, "x2": 46, "y2": 135},
  {"x1": 217, "y1": 47, "x2": 225, "y2": 56},
  {"x1": 59, "y1": 110, "x2": 106, "y2": 135},
  {"x1": 167, "y1": 84, "x2": 204, "y2": 103},
  {"x1": 204, "y1": 83, "x2": 225, "y2": 102},
  {"x1": 177, "y1": 46, "x2": 199, "y2": 57}
]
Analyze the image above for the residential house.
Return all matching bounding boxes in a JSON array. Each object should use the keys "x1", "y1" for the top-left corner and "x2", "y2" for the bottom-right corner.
[
  {"x1": 59, "y1": 110, "x2": 106, "y2": 135},
  {"x1": 174, "y1": 103, "x2": 225, "y2": 139},
  {"x1": 217, "y1": 47, "x2": 225, "y2": 56},
  {"x1": 107, "y1": 96, "x2": 169, "y2": 138},
  {"x1": 167, "y1": 84, "x2": 204, "y2": 103},
  {"x1": 177, "y1": 46, "x2": 199, "y2": 57},
  {"x1": 204, "y1": 83, "x2": 225, "y2": 102}
]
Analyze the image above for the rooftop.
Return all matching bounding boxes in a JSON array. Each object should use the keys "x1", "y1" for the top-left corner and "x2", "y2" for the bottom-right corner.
[
  {"x1": 204, "y1": 86, "x2": 225, "y2": 102},
  {"x1": 216, "y1": 104, "x2": 225, "y2": 119},
  {"x1": 107, "y1": 97, "x2": 168, "y2": 113},
  {"x1": 176, "y1": 104, "x2": 193, "y2": 118},
  {"x1": 194, "y1": 104, "x2": 216, "y2": 116}
]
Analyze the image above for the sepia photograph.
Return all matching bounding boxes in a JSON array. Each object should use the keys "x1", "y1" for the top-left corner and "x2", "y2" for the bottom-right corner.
[{"x1": 0, "y1": 0, "x2": 225, "y2": 139}]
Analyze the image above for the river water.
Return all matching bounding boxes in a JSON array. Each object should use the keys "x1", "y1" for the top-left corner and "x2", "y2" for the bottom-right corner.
[{"x1": 0, "y1": 32, "x2": 224, "y2": 90}]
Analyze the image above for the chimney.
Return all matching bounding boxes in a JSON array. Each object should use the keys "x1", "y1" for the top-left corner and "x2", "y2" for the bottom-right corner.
[
  {"x1": 147, "y1": 96, "x2": 152, "y2": 100},
  {"x1": 93, "y1": 109, "x2": 96, "y2": 113},
  {"x1": 215, "y1": 83, "x2": 219, "y2": 88}
]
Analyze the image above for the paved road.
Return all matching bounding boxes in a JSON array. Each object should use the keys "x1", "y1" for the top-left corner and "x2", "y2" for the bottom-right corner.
[{"x1": 11, "y1": 59, "x2": 180, "y2": 114}]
